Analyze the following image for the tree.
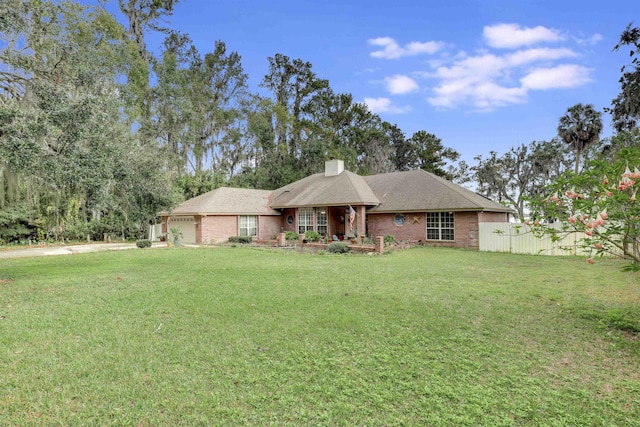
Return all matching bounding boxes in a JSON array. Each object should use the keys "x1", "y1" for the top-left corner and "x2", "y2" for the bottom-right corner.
[
  {"x1": 409, "y1": 131, "x2": 460, "y2": 179},
  {"x1": 301, "y1": 89, "x2": 360, "y2": 169},
  {"x1": 557, "y1": 103, "x2": 603, "y2": 174},
  {"x1": 153, "y1": 35, "x2": 250, "y2": 178},
  {"x1": 609, "y1": 23, "x2": 640, "y2": 132},
  {"x1": 0, "y1": 0, "x2": 177, "y2": 241},
  {"x1": 260, "y1": 54, "x2": 329, "y2": 158},
  {"x1": 385, "y1": 123, "x2": 414, "y2": 171},
  {"x1": 530, "y1": 147, "x2": 640, "y2": 271},
  {"x1": 473, "y1": 140, "x2": 572, "y2": 220}
]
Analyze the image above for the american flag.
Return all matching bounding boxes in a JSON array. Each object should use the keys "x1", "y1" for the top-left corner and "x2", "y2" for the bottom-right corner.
[{"x1": 349, "y1": 206, "x2": 356, "y2": 231}]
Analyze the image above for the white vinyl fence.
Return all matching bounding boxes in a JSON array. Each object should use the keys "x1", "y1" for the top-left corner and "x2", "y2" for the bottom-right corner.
[
  {"x1": 148, "y1": 224, "x2": 163, "y2": 241},
  {"x1": 479, "y1": 222, "x2": 589, "y2": 256}
]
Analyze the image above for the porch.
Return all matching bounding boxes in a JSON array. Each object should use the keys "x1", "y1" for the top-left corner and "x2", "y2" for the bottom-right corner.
[{"x1": 284, "y1": 205, "x2": 369, "y2": 241}]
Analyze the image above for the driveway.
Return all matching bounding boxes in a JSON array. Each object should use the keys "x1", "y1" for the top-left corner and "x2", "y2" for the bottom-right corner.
[{"x1": 0, "y1": 242, "x2": 168, "y2": 259}]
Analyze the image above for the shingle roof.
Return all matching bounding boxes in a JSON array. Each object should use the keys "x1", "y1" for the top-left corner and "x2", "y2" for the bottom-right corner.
[
  {"x1": 165, "y1": 168, "x2": 512, "y2": 216},
  {"x1": 168, "y1": 187, "x2": 280, "y2": 215},
  {"x1": 364, "y1": 169, "x2": 513, "y2": 213},
  {"x1": 270, "y1": 170, "x2": 380, "y2": 208}
]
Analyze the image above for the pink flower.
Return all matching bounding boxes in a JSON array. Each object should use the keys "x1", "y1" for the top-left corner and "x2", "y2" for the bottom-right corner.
[
  {"x1": 586, "y1": 258, "x2": 595, "y2": 264},
  {"x1": 619, "y1": 176, "x2": 636, "y2": 191},
  {"x1": 623, "y1": 166, "x2": 632, "y2": 177},
  {"x1": 569, "y1": 216, "x2": 577, "y2": 224},
  {"x1": 603, "y1": 176, "x2": 610, "y2": 185},
  {"x1": 565, "y1": 190, "x2": 581, "y2": 199},
  {"x1": 585, "y1": 219, "x2": 595, "y2": 229},
  {"x1": 599, "y1": 210, "x2": 608, "y2": 220},
  {"x1": 631, "y1": 167, "x2": 640, "y2": 179},
  {"x1": 594, "y1": 243, "x2": 603, "y2": 250},
  {"x1": 585, "y1": 230, "x2": 593, "y2": 236}
]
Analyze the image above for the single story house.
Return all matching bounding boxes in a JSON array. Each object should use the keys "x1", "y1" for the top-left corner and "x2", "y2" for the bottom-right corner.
[{"x1": 160, "y1": 160, "x2": 513, "y2": 249}]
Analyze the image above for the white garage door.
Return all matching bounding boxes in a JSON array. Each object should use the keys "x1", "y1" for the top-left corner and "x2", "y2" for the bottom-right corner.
[{"x1": 167, "y1": 216, "x2": 196, "y2": 244}]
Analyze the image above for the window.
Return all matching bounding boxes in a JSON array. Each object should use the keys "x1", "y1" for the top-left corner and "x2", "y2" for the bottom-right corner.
[
  {"x1": 316, "y1": 209, "x2": 328, "y2": 235},
  {"x1": 298, "y1": 208, "x2": 313, "y2": 234},
  {"x1": 240, "y1": 215, "x2": 257, "y2": 237},
  {"x1": 394, "y1": 213, "x2": 405, "y2": 226},
  {"x1": 426, "y1": 212, "x2": 454, "y2": 241}
]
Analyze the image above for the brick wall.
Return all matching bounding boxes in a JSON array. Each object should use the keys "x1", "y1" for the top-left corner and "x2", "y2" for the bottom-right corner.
[
  {"x1": 200, "y1": 215, "x2": 237, "y2": 243},
  {"x1": 281, "y1": 208, "x2": 296, "y2": 233},
  {"x1": 259, "y1": 216, "x2": 283, "y2": 240},
  {"x1": 367, "y1": 212, "x2": 426, "y2": 241},
  {"x1": 367, "y1": 211, "x2": 497, "y2": 250},
  {"x1": 194, "y1": 215, "x2": 202, "y2": 242},
  {"x1": 478, "y1": 211, "x2": 510, "y2": 222},
  {"x1": 198, "y1": 214, "x2": 284, "y2": 243},
  {"x1": 453, "y1": 211, "x2": 480, "y2": 249}
]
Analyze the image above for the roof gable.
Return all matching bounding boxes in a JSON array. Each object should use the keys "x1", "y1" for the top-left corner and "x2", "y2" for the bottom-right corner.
[
  {"x1": 169, "y1": 187, "x2": 279, "y2": 215},
  {"x1": 365, "y1": 169, "x2": 512, "y2": 213},
  {"x1": 270, "y1": 170, "x2": 380, "y2": 208}
]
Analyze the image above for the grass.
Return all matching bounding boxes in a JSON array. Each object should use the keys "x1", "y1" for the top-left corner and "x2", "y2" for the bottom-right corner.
[{"x1": 1, "y1": 246, "x2": 639, "y2": 426}]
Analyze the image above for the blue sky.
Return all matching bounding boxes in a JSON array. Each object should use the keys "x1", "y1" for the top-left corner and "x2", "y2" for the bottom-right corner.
[{"x1": 101, "y1": 0, "x2": 635, "y2": 164}]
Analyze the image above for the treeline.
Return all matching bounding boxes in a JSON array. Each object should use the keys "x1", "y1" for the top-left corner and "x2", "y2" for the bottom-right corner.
[{"x1": 0, "y1": 1, "x2": 638, "y2": 243}]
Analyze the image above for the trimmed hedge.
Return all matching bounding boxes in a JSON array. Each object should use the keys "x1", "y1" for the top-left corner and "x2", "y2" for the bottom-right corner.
[
  {"x1": 136, "y1": 239, "x2": 152, "y2": 248},
  {"x1": 285, "y1": 231, "x2": 299, "y2": 241},
  {"x1": 228, "y1": 236, "x2": 253, "y2": 244},
  {"x1": 304, "y1": 230, "x2": 320, "y2": 242},
  {"x1": 327, "y1": 242, "x2": 350, "y2": 253}
]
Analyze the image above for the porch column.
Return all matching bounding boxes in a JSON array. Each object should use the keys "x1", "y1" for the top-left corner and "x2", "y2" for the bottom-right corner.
[{"x1": 357, "y1": 205, "x2": 366, "y2": 239}]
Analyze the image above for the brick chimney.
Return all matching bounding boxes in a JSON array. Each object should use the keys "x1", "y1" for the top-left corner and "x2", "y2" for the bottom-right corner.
[{"x1": 324, "y1": 159, "x2": 344, "y2": 176}]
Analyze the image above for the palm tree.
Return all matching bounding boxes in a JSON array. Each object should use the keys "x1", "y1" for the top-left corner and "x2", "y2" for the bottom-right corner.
[{"x1": 557, "y1": 103, "x2": 603, "y2": 174}]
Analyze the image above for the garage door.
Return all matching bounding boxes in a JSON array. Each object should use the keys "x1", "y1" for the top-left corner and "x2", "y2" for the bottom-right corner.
[{"x1": 167, "y1": 216, "x2": 196, "y2": 244}]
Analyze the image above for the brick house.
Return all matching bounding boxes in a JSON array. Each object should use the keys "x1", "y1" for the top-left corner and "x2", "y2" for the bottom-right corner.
[{"x1": 161, "y1": 160, "x2": 513, "y2": 249}]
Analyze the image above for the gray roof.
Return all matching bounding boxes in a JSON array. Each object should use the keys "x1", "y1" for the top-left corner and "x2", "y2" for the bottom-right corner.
[
  {"x1": 270, "y1": 170, "x2": 380, "y2": 208},
  {"x1": 164, "y1": 168, "x2": 511, "y2": 216},
  {"x1": 167, "y1": 187, "x2": 280, "y2": 216},
  {"x1": 365, "y1": 169, "x2": 513, "y2": 213}
]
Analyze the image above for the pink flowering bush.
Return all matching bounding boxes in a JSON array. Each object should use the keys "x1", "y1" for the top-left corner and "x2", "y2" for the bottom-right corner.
[{"x1": 530, "y1": 147, "x2": 640, "y2": 271}]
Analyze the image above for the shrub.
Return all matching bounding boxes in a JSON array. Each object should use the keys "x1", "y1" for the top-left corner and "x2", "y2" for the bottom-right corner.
[
  {"x1": 228, "y1": 236, "x2": 252, "y2": 244},
  {"x1": 285, "y1": 231, "x2": 299, "y2": 241},
  {"x1": 363, "y1": 237, "x2": 375, "y2": 245},
  {"x1": 0, "y1": 204, "x2": 42, "y2": 243},
  {"x1": 327, "y1": 242, "x2": 349, "y2": 253},
  {"x1": 136, "y1": 239, "x2": 152, "y2": 248},
  {"x1": 384, "y1": 235, "x2": 396, "y2": 245},
  {"x1": 304, "y1": 230, "x2": 320, "y2": 242}
]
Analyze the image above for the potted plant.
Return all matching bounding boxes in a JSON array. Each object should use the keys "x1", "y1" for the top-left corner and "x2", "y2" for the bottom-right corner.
[{"x1": 169, "y1": 226, "x2": 183, "y2": 247}]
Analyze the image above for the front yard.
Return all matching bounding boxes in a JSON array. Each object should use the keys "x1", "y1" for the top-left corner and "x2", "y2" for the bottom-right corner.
[{"x1": 1, "y1": 247, "x2": 638, "y2": 425}]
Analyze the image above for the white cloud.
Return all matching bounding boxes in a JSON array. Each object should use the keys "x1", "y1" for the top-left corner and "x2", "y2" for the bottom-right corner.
[
  {"x1": 483, "y1": 23, "x2": 564, "y2": 49},
  {"x1": 385, "y1": 75, "x2": 419, "y2": 94},
  {"x1": 520, "y1": 64, "x2": 592, "y2": 89},
  {"x1": 506, "y1": 47, "x2": 577, "y2": 66},
  {"x1": 574, "y1": 33, "x2": 603, "y2": 46},
  {"x1": 363, "y1": 97, "x2": 411, "y2": 114},
  {"x1": 428, "y1": 79, "x2": 527, "y2": 110},
  {"x1": 426, "y1": 47, "x2": 591, "y2": 110},
  {"x1": 368, "y1": 23, "x2": 593, "y2": 112},
  {"x1": 368, "y1": 37, "x2": 445, "y2": 59}
]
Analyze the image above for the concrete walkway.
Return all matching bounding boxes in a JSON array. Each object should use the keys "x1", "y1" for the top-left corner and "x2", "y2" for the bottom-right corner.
[{"x1": 0, "y1": 242, "x2": 168, "y2": 259}]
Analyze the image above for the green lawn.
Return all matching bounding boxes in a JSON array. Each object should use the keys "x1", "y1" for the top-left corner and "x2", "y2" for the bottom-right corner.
[{"x1": 1, "y1": 246, "x2": 639, "y2": 426}]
